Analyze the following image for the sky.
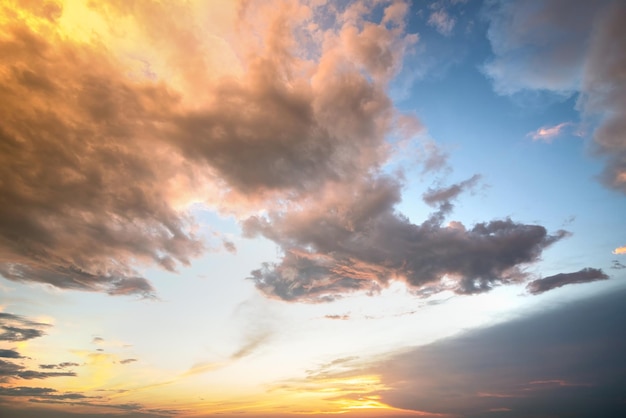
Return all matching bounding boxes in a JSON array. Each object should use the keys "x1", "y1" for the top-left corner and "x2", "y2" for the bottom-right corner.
[{"x1": 1, "y1": 0, "x2": 625, "y2": 417}]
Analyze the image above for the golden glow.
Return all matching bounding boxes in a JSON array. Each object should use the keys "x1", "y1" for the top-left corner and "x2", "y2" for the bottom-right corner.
[{"x1": 613, "y1": 245, "x2": 626, "y2": 255}]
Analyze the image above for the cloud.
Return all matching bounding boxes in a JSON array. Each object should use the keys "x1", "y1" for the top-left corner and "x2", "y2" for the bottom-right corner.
[
  {"x1": 39, "y1": 362, "x2": 79, "y2": 370},
  {"x1": 0, "y1": 359, "x2": 76, "y2": 382},
  {"x1": 324, "y1": 314, "x2": 350, "y2": 320},
  {"x1": 613, "y1": 246, "x2": 626, "y2": 255},
  {"x1": 580, "y1": 2, "x2": 626, "y2": 194},
  {"x1": 484, "y1": 0, "x2": 626, "y2": 195},
  {"x1": 527, "y1": 122, "x2": 572, "y2": 142},
  {"x1": 0, "y1": 312, "x2": 49, "y2": 342},
  {"x1": 0, "y1": 0, "x2": 433, "y2": 298},
  {"x1": 0, "y1": 349, "x2": 23, "y2": 359},
  {"x1": 360, "y1": 287, "x2": 626, "y2": 417},
  {"x1": 428, "y1": 9, "x2": 456, "y2": 36},
  {"x1": 0, "y1": 3, "x2": 207, "y2": 297},
  {"x1": 119, "y1": 358, "x2": 137, "y2": 365},
  {"x1": 526, "y1": 267, "x2": 609, "y2": 295},
  {"x1": 482, "y1": 0, "x2": 608, "y2": 95},
  {"x1": 0, "y1": 0, "x2": 573, "y2": 305},
  {"x1": 0, "y1": 386, "x2": 73, "y2": 398},
  {"x1": 246, "y1": 175, "x2": 568, "y2": 302},
  {"x1": 0, "y1": 385, "x2": 178, "y2": 417},
  {"x1": 611, "y1": 260, "x2": 625, "y2": 270}
]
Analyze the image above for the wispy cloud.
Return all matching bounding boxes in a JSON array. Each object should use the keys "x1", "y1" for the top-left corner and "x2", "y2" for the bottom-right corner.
[
  {"x1": 0, "y1": 312, "x2": 49, "y2": 342},
  {"x1": 0, "y1": 359, "x2": 76, "y2": 382},
  {"x1": 527, "y1": 122, "x2": 572, "y2": 142},
  {"x1": 428, "y1": 9, "x2": 456, "y2": 36}
]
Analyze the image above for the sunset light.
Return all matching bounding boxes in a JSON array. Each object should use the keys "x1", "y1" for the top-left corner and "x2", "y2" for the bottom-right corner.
[{"x1": 1, "y1": 1, "x2": 625, "y2": 417}]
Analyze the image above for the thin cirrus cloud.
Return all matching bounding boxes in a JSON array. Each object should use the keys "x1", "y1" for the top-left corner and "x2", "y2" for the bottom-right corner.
[
  {"x1": 428, "y1": 8, "x2": 456, "y2": 36},
  {"x1": 483, "y1": 0, "x2": 626, "y2": 195},
  {"x1": 527, "y1": 122, "x2": 572, "y2": 142}
]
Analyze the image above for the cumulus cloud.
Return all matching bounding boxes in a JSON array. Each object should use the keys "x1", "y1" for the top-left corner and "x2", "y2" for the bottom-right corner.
[
  {"x1": 0, "y1": 0, "x2": 576, "y2": 304},
  {"x1": 0, "y1": 7, "x2": 204, "y2": 297},
  {"x1": 246, "y1": 175, "x2": 568, "y2": 302},
  {"x1": 484, "y1": 0, "x2": 626, "y2": 195},
  {"x1": 526, "y1": 267, "x2": 609, "y2": 295},
  {"x1": 614, "y1": 246, "x2": 626, "y2": 255},
  {"x1": 0, "y1": 0, "x2": 432, "y2": 298}
]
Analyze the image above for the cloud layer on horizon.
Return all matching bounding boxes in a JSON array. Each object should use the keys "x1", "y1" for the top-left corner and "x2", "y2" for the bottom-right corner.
[{"x1": 316, "y1": 287, "x2": 626, "y2": 418}]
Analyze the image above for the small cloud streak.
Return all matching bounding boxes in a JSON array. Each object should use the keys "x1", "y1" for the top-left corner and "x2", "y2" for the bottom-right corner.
[
  {"x1": 428, "y1": 9, "x2": 456, "y2": 36},
  {"x1": 39, "y1": 362, "x2": 79, "y2": 370},
  {"x1": 0, "y1": 359, "x2": 76, "y2": 381},
  {"x1": 0, "y1": 312, "x2": 49, "y2": 342},
  {"x1": 612, "y1": 245, "x2": 626, "y2": 255},
  {"x1": 324, "y1": 314, "x2": 351, "y2": 321},
  {"x1": 528, "y1": 122, "x2": 572, "y2": 142},
  {"x1": 526, "y1": 267, "x2": 609, "y2": 295}
]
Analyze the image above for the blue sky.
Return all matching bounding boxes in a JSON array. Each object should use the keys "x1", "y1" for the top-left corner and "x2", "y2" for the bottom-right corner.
[{"x1": 1, "y1": 1, "x2": 625, "y2": 417}]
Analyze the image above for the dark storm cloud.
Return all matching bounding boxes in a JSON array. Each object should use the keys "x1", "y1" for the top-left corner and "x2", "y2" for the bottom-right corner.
[
  {"x1": 0, "y1": 312, "x2": 49, "y2": 342},
  {"x1": 526, "y1": 267, "x2": 609, "y2": 294},
  {"x1": 246, "y1": 175, "x2": 568, "y2": 302},
  {"x1": 365, "y1": 287, "x2": 626, "y2": 418}
]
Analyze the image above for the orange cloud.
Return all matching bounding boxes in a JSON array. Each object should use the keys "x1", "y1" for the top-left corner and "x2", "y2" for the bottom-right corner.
[
  {"x1": 528, "y1": 122, "x2": 572, "y2": 142},
  {"x1": 613, "y1": 245, "x2": 626, "y2": 255}
]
